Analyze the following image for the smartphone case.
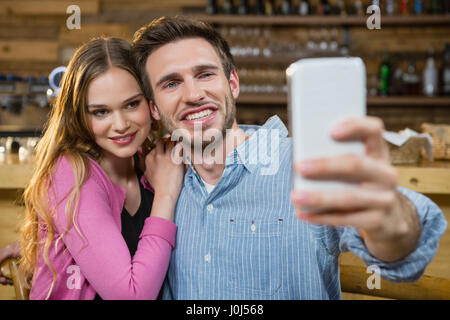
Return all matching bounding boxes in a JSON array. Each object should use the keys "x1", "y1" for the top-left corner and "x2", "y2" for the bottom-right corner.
[{"x1": 287, "y1": 57, "x2": 367, "y2": 193}]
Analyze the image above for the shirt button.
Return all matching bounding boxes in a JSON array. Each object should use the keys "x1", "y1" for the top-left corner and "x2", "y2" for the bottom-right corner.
[
  {"x1": 204, "y1": 253, "x2": 211, "y2": 263},
  {"x1": 206, "y1": 204, "x2": 214, "y2": 212},
  {"x1": 251, "y1": 224, "x2": 256, "y2": 232}
]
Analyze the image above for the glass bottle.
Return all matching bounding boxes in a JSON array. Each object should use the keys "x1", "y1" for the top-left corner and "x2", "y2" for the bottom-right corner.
[
  {"x1": 255, "y1": 0, "x2": 265, "y2": 14},
  {"x1": 281, "y1": 0, "x2": 293, "y2": 14},
  {"x1": 423, "y1": 48, "x2": 438, "y2": 96},
  {"x1": 414, "y1": 0, "x2": 423, "y2": 14},
  {"x1": 264, "y1": 0, "x2": 275, "y2": 15},
  {"x1": 386, "y1": 0, "x2": 396, "y2": 15},
  {"x1": 379, "y1": 52, "x2": 391, "y2": 96},
  {"x1": 222, "y1": 0, "x2": 235, "y2": 14},
  {"x1": 238, "y1": 0, "x2": 249, "y2": 14},
  {"x1": 299, "y1": 0, "x2": 310, "y2": 15},
  {"x1": 440, "y1": 43, "x2": 450, "y2": 96},
  {"x1": 399, "y1": 0, "x2": 409, "y2": 15},
  {"x1": 403, "y1": 61, "x2": 422, "y2": 95},
  {"x1": 206, "y1": 0, "x2": 218, "y2": 14}
]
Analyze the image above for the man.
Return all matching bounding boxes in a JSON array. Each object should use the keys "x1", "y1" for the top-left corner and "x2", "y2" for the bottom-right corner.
[{"x1": 131, "y1": 17, "x2": 447, "y2": 299}]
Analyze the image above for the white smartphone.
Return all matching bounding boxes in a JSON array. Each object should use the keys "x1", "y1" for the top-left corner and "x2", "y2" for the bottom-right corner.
[{"x1": 287, "y1": 57, "x2": 367, "y2": 203}]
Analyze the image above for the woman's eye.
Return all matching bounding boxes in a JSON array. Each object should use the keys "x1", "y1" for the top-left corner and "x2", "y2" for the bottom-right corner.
[
  {"x1": 128, "y1": 100, "x2": 140, "y2": 108},
  {"x1": 92, "y1": 109, "x2": 108, "y2": 117}
]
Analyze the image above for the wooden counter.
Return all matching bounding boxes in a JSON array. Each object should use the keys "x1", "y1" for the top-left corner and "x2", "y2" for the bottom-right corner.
[{"x1": 1, "y1": 154, "x2": 449, "y2": 193}]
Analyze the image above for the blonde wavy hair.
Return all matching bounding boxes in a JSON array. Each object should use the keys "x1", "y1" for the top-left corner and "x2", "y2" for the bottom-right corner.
[{"x1": 19, "y1": 37, "x2": 159, "y2": 299}]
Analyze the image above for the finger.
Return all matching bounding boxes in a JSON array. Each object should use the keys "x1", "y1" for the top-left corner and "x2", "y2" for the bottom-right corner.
[
  {"x1": 294, "y1": 154, "x2": 398, "y2": 187},
  {"x1": 297, "y1": 208, "x2": 384, "y2": 231},
  {"x1": 330, "y1": 116, "x2": 389, "y2": 161},
  {"x1": 154, "y1": 139, "x2": 164, "y2": 155},
  {"x1": 291, "y1": 188, "x2": 395, "y2": 212}
]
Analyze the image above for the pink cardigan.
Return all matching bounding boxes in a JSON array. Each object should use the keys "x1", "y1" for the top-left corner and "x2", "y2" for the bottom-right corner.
[{"x1": 29, "y1": 156, "x2": 176, "y2": 300}]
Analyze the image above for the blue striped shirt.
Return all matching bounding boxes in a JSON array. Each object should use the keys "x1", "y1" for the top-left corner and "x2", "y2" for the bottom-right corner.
[{"x1": 163, "y1": 115, "x2": 447, "y2": 300}]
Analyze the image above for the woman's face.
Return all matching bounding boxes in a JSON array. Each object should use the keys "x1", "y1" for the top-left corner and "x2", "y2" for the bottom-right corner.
[{"x1": 86, "y1": 67, "x2": 151, "y2": 159}]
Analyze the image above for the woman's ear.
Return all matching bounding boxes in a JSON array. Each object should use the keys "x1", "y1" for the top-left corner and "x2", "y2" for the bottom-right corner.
[{"x1": 149, "y1": 100, "x2": 161, "y2": 120}]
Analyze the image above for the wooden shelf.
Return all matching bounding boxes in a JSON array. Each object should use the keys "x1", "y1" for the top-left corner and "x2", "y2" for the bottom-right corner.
[
  {"x1": 237, "y1": 93, "x2": 450, "y2": 106},
  {"x1": 192, "y1": 14, "x2": 450, "y2": 26}
]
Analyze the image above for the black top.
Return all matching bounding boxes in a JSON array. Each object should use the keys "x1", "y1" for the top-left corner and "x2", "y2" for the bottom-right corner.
[{"x1": 94, "y1": 154, "x2": 154, "y2": 300}]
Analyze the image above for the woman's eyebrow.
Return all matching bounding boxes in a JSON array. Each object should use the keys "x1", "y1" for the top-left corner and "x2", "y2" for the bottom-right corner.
[{"x1": 87, "y1": 93, "x2": 143, "y2": 109}]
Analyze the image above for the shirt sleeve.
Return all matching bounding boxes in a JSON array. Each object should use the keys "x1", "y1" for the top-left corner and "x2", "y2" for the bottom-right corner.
[
  {"x1": 51, "y1": 159, "x2": 176, "y2": 299},
  {"x1": 337, "y1": 186, "x2": 447, "y2": 283}
]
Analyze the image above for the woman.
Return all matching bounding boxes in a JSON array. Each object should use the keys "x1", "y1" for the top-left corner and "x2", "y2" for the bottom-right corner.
[{"x1": 18, "y1": 37, "x2": 184, "y2": 299}]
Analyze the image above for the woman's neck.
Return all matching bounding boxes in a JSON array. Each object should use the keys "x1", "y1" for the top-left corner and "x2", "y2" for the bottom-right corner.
[{"x1": 99, "y1": 152, "x2": 135, "y2": 188}]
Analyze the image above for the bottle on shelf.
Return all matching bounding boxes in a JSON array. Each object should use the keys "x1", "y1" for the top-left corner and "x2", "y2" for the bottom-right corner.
[
  {"x1": 238, "y1": 0, "x2": 249, "y2": 15},
  {"x1": 403, "y1": 60, "x2": 422, "y2": 95},
  {"x1": 255, "y1": 0, "x2": 265, "y2": 14},
  {"x1": 431, "y1": 0, "x2": 442, "y2": 14},
  {"x1": 414, "y1": 0, "x2": 423, "y2": 14},
  {"x1": 441, "y1": 43, "x2": 450, "y2": 96},
  {"x1": 206, "y1": 0, "x2": 218, "y2": 14},
  {"x1": 280, "y1": 0, "x2": 293, "y2": 14},
  {"x1": 379, "y1": 52, "x2": 391, "y2": 96},
  {"x1": 321, "y1": 0, "x2": 331, "y2": 14},
  {"x1": 354, "y1": 0, "x2": 364, "y2": 15},
  {"x1": 391, "y1": 66, "x2": 405, "y2": 96},
  {"x1": 423, "y1": 48, "x2": 438, "y2": 96},
  {"x1": 298, "y1": 0, "x2": 310, "y2": 15},
  {"x1": 222, "y1": 0, "x2": 235, "y2": 14},
  {"x1": 399, "y1": 0, "x2": 409, "y2": 15},
  {"x1": 264, "y1": 0, "x2": 275, "y2": 15},
  {"x1": 386, "y1": 0, "x2": 396, "y2": 15},
  {"x1": 337, "y1": 0, "x2": 346, "y2": 15}
]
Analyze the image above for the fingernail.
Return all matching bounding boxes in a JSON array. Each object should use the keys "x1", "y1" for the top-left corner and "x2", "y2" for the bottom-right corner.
[
  {"x1": 331, "y1": 125, "x2": 347, "y2": 137},
  {"x1": 291, "y1": 191, "x2": 309, "y2": 204},
  {"x1": 298, "y1": 160, "x2": 315, "y2": 174}
]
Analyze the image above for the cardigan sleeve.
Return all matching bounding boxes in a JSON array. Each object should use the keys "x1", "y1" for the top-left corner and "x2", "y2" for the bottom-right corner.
[{"x1": 50, "y1": 157, "x2": 176, "y2": 299}]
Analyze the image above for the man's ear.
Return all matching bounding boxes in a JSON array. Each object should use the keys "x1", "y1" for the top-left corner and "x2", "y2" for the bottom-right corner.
[
  {"x1": 229, "y1": 69, "x2": 240, "y2": 100},
  {"x1": 149, "y1": 100, "x2": 161, "y2": 120}
]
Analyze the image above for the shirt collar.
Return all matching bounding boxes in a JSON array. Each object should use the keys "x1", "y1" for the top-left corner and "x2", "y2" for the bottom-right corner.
[
  {"x1": 227, "y1": 115, "x2": 288, "y2": 173},
  {"x1": 184, "y1": 115, "x2": 288, "y2": 175}
]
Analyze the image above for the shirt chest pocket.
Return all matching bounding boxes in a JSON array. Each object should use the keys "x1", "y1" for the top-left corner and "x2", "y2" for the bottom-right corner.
[{"x1": 220, "y1": 217, "x2": 283, "y2": 296}]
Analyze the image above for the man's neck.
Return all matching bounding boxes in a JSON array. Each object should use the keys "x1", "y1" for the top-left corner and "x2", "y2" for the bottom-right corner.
[{"x1": 192, "y1": 121, "x2": 248, "y2": 186}]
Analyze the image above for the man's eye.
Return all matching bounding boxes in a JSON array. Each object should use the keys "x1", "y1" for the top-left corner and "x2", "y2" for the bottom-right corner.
[
  {"x1": 199, "y1": 72, "x2": 213, "y2": 79},
  {"x1": 164, "y1": 81, "x2": 178, "y2": 89}
]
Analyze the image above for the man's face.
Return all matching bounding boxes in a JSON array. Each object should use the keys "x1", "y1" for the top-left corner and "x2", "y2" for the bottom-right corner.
[{"x1": 145, "y1": 38, "x2": 239, "y2": 148}]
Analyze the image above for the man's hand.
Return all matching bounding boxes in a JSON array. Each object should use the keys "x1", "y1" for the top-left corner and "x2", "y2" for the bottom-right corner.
[{"x1": 291, "y1": 116, "x2": 421, "y2": 262}]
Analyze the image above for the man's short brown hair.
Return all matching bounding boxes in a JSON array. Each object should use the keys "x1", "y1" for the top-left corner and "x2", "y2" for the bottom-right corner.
[{"x1": 131, "y1": 16, "x2": 235, "y2": 100}]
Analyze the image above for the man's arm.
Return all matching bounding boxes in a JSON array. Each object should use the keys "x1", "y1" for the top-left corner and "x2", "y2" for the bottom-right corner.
[{"x1": 290, "y1": 117, "x2": 436, "y2": 263}]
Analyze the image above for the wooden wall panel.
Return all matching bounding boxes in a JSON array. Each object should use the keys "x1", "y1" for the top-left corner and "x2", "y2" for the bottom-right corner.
[
  {"x1": 0, "y1": 40, "x2": 58, "y2": 62},
  {"x1": 0, "y1": 0, "x2": 99, "y2": 16}
]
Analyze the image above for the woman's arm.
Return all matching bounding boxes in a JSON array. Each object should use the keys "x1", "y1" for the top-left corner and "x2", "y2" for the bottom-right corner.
[{"x1": 49, "y1": 151, "x2": 182, "y2": 299}]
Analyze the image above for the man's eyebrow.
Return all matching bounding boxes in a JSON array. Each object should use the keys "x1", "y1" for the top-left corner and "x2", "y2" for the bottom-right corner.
[
  {"x1": 155, "y1": 64, "x2": 220, "y2": 88},
  {"x1": 193, "y1": 64, "x2": 219, "y2": 73},
  {"x1": 155, "y1": 72, "x2": 180, "y2": 89},
  {"x1": 87, "y1": 93, "x2": 143, "y2": 109}
]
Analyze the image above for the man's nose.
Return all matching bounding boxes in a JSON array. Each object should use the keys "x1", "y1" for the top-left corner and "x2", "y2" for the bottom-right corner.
[
  {"x1": 112, "y1": 111, "x2": 130, "y2": 132},
  {"x1": 183, "y1": 78, "x2": 205, "y2": 104}
]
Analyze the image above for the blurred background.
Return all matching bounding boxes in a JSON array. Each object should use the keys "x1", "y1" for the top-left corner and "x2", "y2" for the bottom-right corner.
[{"x1": 0, "y1": 0, "x2": 450, "y2": 299}]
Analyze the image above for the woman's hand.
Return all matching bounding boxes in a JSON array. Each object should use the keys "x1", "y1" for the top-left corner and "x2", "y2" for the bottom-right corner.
[
  {"x1": 144, "y1": 138, "x2": 185, "y2": 221},
  {"x1": 0, "y1": 242, "x2": 20, "y2": 285}
]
